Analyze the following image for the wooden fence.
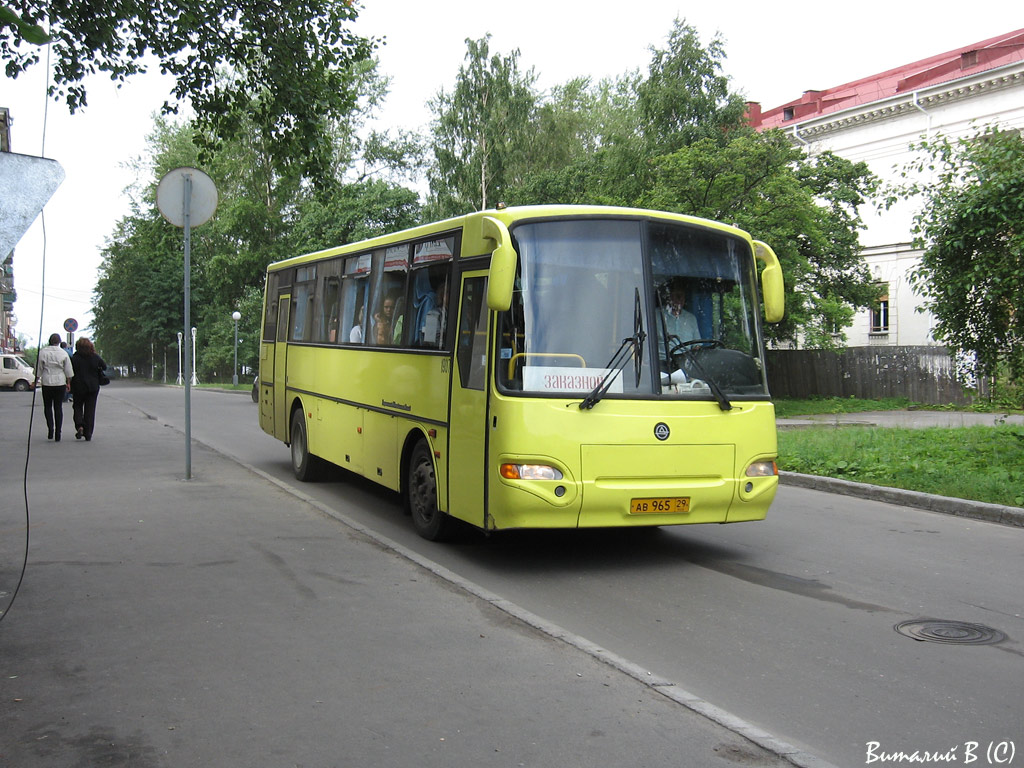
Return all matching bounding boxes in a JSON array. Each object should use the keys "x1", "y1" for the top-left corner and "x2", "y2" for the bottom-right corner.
[{"x1": 764, "y1": 346, "x2": 973, "y2": 404}]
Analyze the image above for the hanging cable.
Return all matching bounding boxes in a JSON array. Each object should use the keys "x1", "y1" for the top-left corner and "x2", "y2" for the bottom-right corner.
[{"x1": 1, "y1": 37, "x2": 53, "y2": 627}]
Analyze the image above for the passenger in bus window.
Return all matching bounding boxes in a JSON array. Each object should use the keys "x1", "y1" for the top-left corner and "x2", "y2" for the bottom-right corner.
[
  {"x1": 391, "y1": 294, "x2": 406, "y2": 344},
  {"x1": 420, "y1": 275, "x2": 448, "y2": 348},
  {"x1": 350, "y1": 305, "x2": 364, "y2": 344},
  {"x1": 374, "y1": 292, "x2": 399, "y2": 345},
  {"x1": 662, "y1": 278, "x2": 699, "y2": 342}
]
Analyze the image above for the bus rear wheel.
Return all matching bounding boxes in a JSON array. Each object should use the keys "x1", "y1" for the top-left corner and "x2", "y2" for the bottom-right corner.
[
  {"x1": 406, "y1": 439, "x2": 452, "y2": 541},
  {"x1": 290, "y1": 409, "x2": 324, "y2": 481}
]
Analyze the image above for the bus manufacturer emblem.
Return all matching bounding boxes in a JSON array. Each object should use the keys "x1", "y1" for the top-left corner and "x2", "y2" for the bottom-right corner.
[{"x1": 654, "y1": 422, "x2": 670, "y2": 441}]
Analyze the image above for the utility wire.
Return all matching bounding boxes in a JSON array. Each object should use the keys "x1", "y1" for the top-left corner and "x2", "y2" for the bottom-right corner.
[{"x1": 1, "y1": 38, "x2": 53, "y2": 627}]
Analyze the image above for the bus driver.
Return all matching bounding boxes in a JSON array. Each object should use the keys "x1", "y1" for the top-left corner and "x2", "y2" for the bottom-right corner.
[{"x1": 662, "y1": 278, "x2": 699, "y2": 342}]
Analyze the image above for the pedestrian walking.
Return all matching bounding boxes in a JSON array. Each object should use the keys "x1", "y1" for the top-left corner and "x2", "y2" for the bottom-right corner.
[
  {"x1": 37, "y1": 333, "x2": 74, "y2": 441},
  {"x1": 70, "y1": 337, "x2": 107, "y2": 442}
]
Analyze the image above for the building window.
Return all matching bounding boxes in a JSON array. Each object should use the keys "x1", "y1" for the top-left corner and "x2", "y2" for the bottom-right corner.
[
  {"x1": 783, "y1": 107, "x2": 794, "y2": 121},
  {"x1": 870, "y1": 285, "x2": 889, "y2": 334}
]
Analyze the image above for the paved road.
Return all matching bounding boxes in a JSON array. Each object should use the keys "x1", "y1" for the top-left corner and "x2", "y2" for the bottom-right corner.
[
  {"x1": 6, "y1": 384, "x2": 1021, "y2": 767},
  {"x1": 0, "y1": 388, "x2": 809, "y2": 768}
]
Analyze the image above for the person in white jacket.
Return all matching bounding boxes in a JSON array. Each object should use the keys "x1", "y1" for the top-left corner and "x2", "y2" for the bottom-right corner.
[{"x1": 38, "y1": 333, "x2": 74, "y2": 441}]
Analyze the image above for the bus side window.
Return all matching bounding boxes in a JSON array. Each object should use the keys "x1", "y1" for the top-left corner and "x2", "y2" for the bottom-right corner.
[
  {"x1": 276, "y1": 297, "x2": 290, "y2": 343},
  {"x1": 342, "y1": 254, "x2": 371, "y2": 344},
  {"x1": 457, "y1": 276, "x2": 488, "y2": 391},
  {"x1": 309, "y1": 257, "x2": 342, "y2": 343},
  {"x1": 412, "y1": 264, "x2": 450, "y2": 349},
  {"x1": 262, "y1": 273, "x2": 279, "y2": 341},
  {"x1": 291, "y1": 265, "x2": 316, "y2": 342},
  {"x1": 375, "y1": 245, "x2": 409, "y2": 346}
]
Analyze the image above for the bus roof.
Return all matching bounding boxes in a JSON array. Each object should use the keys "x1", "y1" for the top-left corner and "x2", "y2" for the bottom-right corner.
[{"x1": 266, "y1": 205, "x2": 751, "y2": 272}]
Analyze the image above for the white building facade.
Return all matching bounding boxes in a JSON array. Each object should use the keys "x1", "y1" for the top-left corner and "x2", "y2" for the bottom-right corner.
[{"x1": 750, "y1": 30, "x2": 1024, "y2": 348}]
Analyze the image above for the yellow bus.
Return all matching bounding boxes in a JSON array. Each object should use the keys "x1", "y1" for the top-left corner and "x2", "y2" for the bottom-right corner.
[{"x1": 258, "y1": 205, "x2": 785, "y2": 540}]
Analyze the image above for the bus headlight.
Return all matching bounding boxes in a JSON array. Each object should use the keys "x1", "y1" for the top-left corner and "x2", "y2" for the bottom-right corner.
[
  {"x1": 500, "y1": 463, "x2": 564, "y2": 481},
  {"x1": 745, "y1": 460, "x2": 778, "y2": 477}
]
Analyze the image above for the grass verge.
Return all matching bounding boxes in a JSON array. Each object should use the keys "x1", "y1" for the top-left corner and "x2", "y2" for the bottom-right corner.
[
  {"x1": 774, "y1": 396, "x2": 1023, "y2": 419},
  {"x1": 773, "y1": 397, "x2": 913, "y2": 419},
  {"x1": 778, "y1": 424, "x2": 1024, "y2": 508}
]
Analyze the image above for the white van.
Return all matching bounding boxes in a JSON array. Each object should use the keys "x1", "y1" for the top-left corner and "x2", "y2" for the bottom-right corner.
[{"x1": 0, "y1": 354, "x2": 35, "y2": 391}]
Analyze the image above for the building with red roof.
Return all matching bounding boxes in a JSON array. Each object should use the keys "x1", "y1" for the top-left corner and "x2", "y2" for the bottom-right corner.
[{"x1": 749, "y1": 29, "x2": 1024, "y2": 348}]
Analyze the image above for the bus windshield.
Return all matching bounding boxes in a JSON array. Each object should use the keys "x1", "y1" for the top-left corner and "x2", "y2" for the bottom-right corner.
[{"x1": 498, "y1": 217, "x2": 769, "y2": 401}]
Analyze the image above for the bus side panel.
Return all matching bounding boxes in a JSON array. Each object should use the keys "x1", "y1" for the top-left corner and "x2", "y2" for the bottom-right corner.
[
  {"x1": 272, "y1": 297, "x2": 291, "y2": 443},
  {"x1": 316, "y1": 397, "x2": 363, "y2": 475},
  {"x1": 282, "y1": 344, "x2": 451, "y2": 491},
  {"x1": 363, "y1": 411, "x2": 399, "y2": 491},
  {"x1": 258, "y1": 341, "x2": 275, "y2": 436}
]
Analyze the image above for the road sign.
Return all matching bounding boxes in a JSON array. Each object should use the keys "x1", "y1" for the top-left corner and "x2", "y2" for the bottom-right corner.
[
  {"x1": 156, "y1": 167, "x2": 218, "y2": 228},
  {"x1": 64, "y1": 317, "x2": 78, "y2": 333}
]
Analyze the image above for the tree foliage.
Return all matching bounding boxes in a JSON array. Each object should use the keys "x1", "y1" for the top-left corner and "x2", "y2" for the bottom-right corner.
[
  {"x1": 488, "y1": 19, "x2": 879, "y2": 347},
  {"x1": 94, "y1": 103, "x2": 421, "y2": 377},
  {"x1": 426, "y1": 35, "x2": 537, "y2": 217},
  {"x1": 1, "y1": 0, "x2": 375, "y2": 180},
  {"x1": 893, "y1": 128, "x2": 1024, "y2": 381},
  {"x1": 636, "y1": 20, "x2": 748, "y2": 154},
  {"x1": 85, "y1": 14, "x2": 883, "y2": 368}
]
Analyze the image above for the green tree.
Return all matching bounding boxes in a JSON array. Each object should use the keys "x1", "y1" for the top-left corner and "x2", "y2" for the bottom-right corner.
[
  {"x1": 1, "y1": 0, "x2": 375, "y2": 181},
  {"x1": 93, "y1": 70, "x2": 422, "y2": 374},
  {"x1": 636, "y1": 18, "x2": 747, "y2": 154},
  {"x1": 510, "y1": 19, "x2": 746, "y2": 208},
  {"x1": 289, "y1": 180, "x2": 420, "y2": 254},
  {"x1": 93, "y1": 210, "x2": 191, "y2": 370},
  {"x1": 427, "y1": 35, "x2": 538, "y2": 217},
  {"x1": 893, "y1": 128, "x2": 1024, "y2": 382},
  {"x1": 198, "y1": 285, "x2": 264, "y2": 382}
]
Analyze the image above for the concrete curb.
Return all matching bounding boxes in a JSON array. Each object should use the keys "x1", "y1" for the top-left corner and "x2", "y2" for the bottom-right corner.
[{"x1": 780, "y1": 472, "x2": 1024, "y2": 528}]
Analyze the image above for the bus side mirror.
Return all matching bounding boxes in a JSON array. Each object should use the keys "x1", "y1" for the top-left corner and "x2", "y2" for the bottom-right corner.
[
  {"x1": 483, "y1": 216, "x2": 517, "y2": 311},
  {"x1": 753, "y1": 240, "x2": 785, "y2": 323}
]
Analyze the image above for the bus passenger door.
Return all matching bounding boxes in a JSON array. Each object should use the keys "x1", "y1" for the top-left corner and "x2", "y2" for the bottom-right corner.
[
  {"x1": 447, "y1": 272, "x2": 490, "y2": 528},
  {"x1": 272, "y1": 295, "x2": 291, "y2": 442}
]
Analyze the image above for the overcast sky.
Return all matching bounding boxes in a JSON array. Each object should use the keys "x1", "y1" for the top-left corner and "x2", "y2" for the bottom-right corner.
[{"x1": 3, "y1": 0, "x2": 1018, "y2": 349}]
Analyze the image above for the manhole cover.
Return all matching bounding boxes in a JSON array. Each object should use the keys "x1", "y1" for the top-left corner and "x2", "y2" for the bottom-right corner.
[{"x1": 895, "y1": 619, "x2": 1006, "y2": 645}]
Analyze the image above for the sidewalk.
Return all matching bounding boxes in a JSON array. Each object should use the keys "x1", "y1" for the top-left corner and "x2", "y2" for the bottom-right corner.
[
  {"x1": 777, "y1": 410, "x2": 1024, "y2": 528},
  {"x1": 0, "y1": 394, "x2": 814, "y2": 768},
  {"x1": 777, "y1": 409, "x2": 1024, "y2": 430}
]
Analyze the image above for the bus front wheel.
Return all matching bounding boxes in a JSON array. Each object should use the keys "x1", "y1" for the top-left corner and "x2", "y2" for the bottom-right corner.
[
  {"x1": 290, "y1": 410, "x2": 324, "y2": 481},
  {"x1": 406, "y1": 439, "x2": 452, "y2": 541}
]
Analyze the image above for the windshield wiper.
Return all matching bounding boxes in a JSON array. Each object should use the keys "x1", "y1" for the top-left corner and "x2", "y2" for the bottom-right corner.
[{"x1": 579, "y1": 288, "x2": 646, "y2": 410}]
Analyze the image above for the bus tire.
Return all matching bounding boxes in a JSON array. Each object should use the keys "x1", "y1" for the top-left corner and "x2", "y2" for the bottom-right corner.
[
  {"x1": 406, "y1": 439, "x2": 452, "y2": 541},
  {"x1": 13, "y1": 379, "x2": 30, "y2": 392},
  {"x1": 290, "y1": 409, "x2": 324, "y2": 481}
]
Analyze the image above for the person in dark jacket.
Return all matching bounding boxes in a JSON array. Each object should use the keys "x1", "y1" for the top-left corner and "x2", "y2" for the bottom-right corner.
[{"x1": 70, "y1": 337, "x2": 107, "y2": 441}]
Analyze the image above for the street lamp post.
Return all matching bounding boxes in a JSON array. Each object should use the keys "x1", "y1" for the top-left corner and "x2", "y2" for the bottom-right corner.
[
  {"x1": 176, "y1": 332, "x2": 183, "y2": 385},
  {"x1": 190, "y1": 326, "x2": 199, "y2": 386},
  {"x1": 232, "y1": 311, "x2": 241, "y2": 386}
]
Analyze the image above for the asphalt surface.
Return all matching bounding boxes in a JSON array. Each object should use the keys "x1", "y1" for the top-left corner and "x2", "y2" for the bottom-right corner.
[{"x1": 0, "y1": 391, "x2": 818, "y2": 768}]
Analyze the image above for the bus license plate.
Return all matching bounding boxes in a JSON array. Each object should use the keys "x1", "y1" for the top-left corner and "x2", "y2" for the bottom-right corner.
[{"x1": 630, "y1": 497, "x2": 690, "y2": 514}]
